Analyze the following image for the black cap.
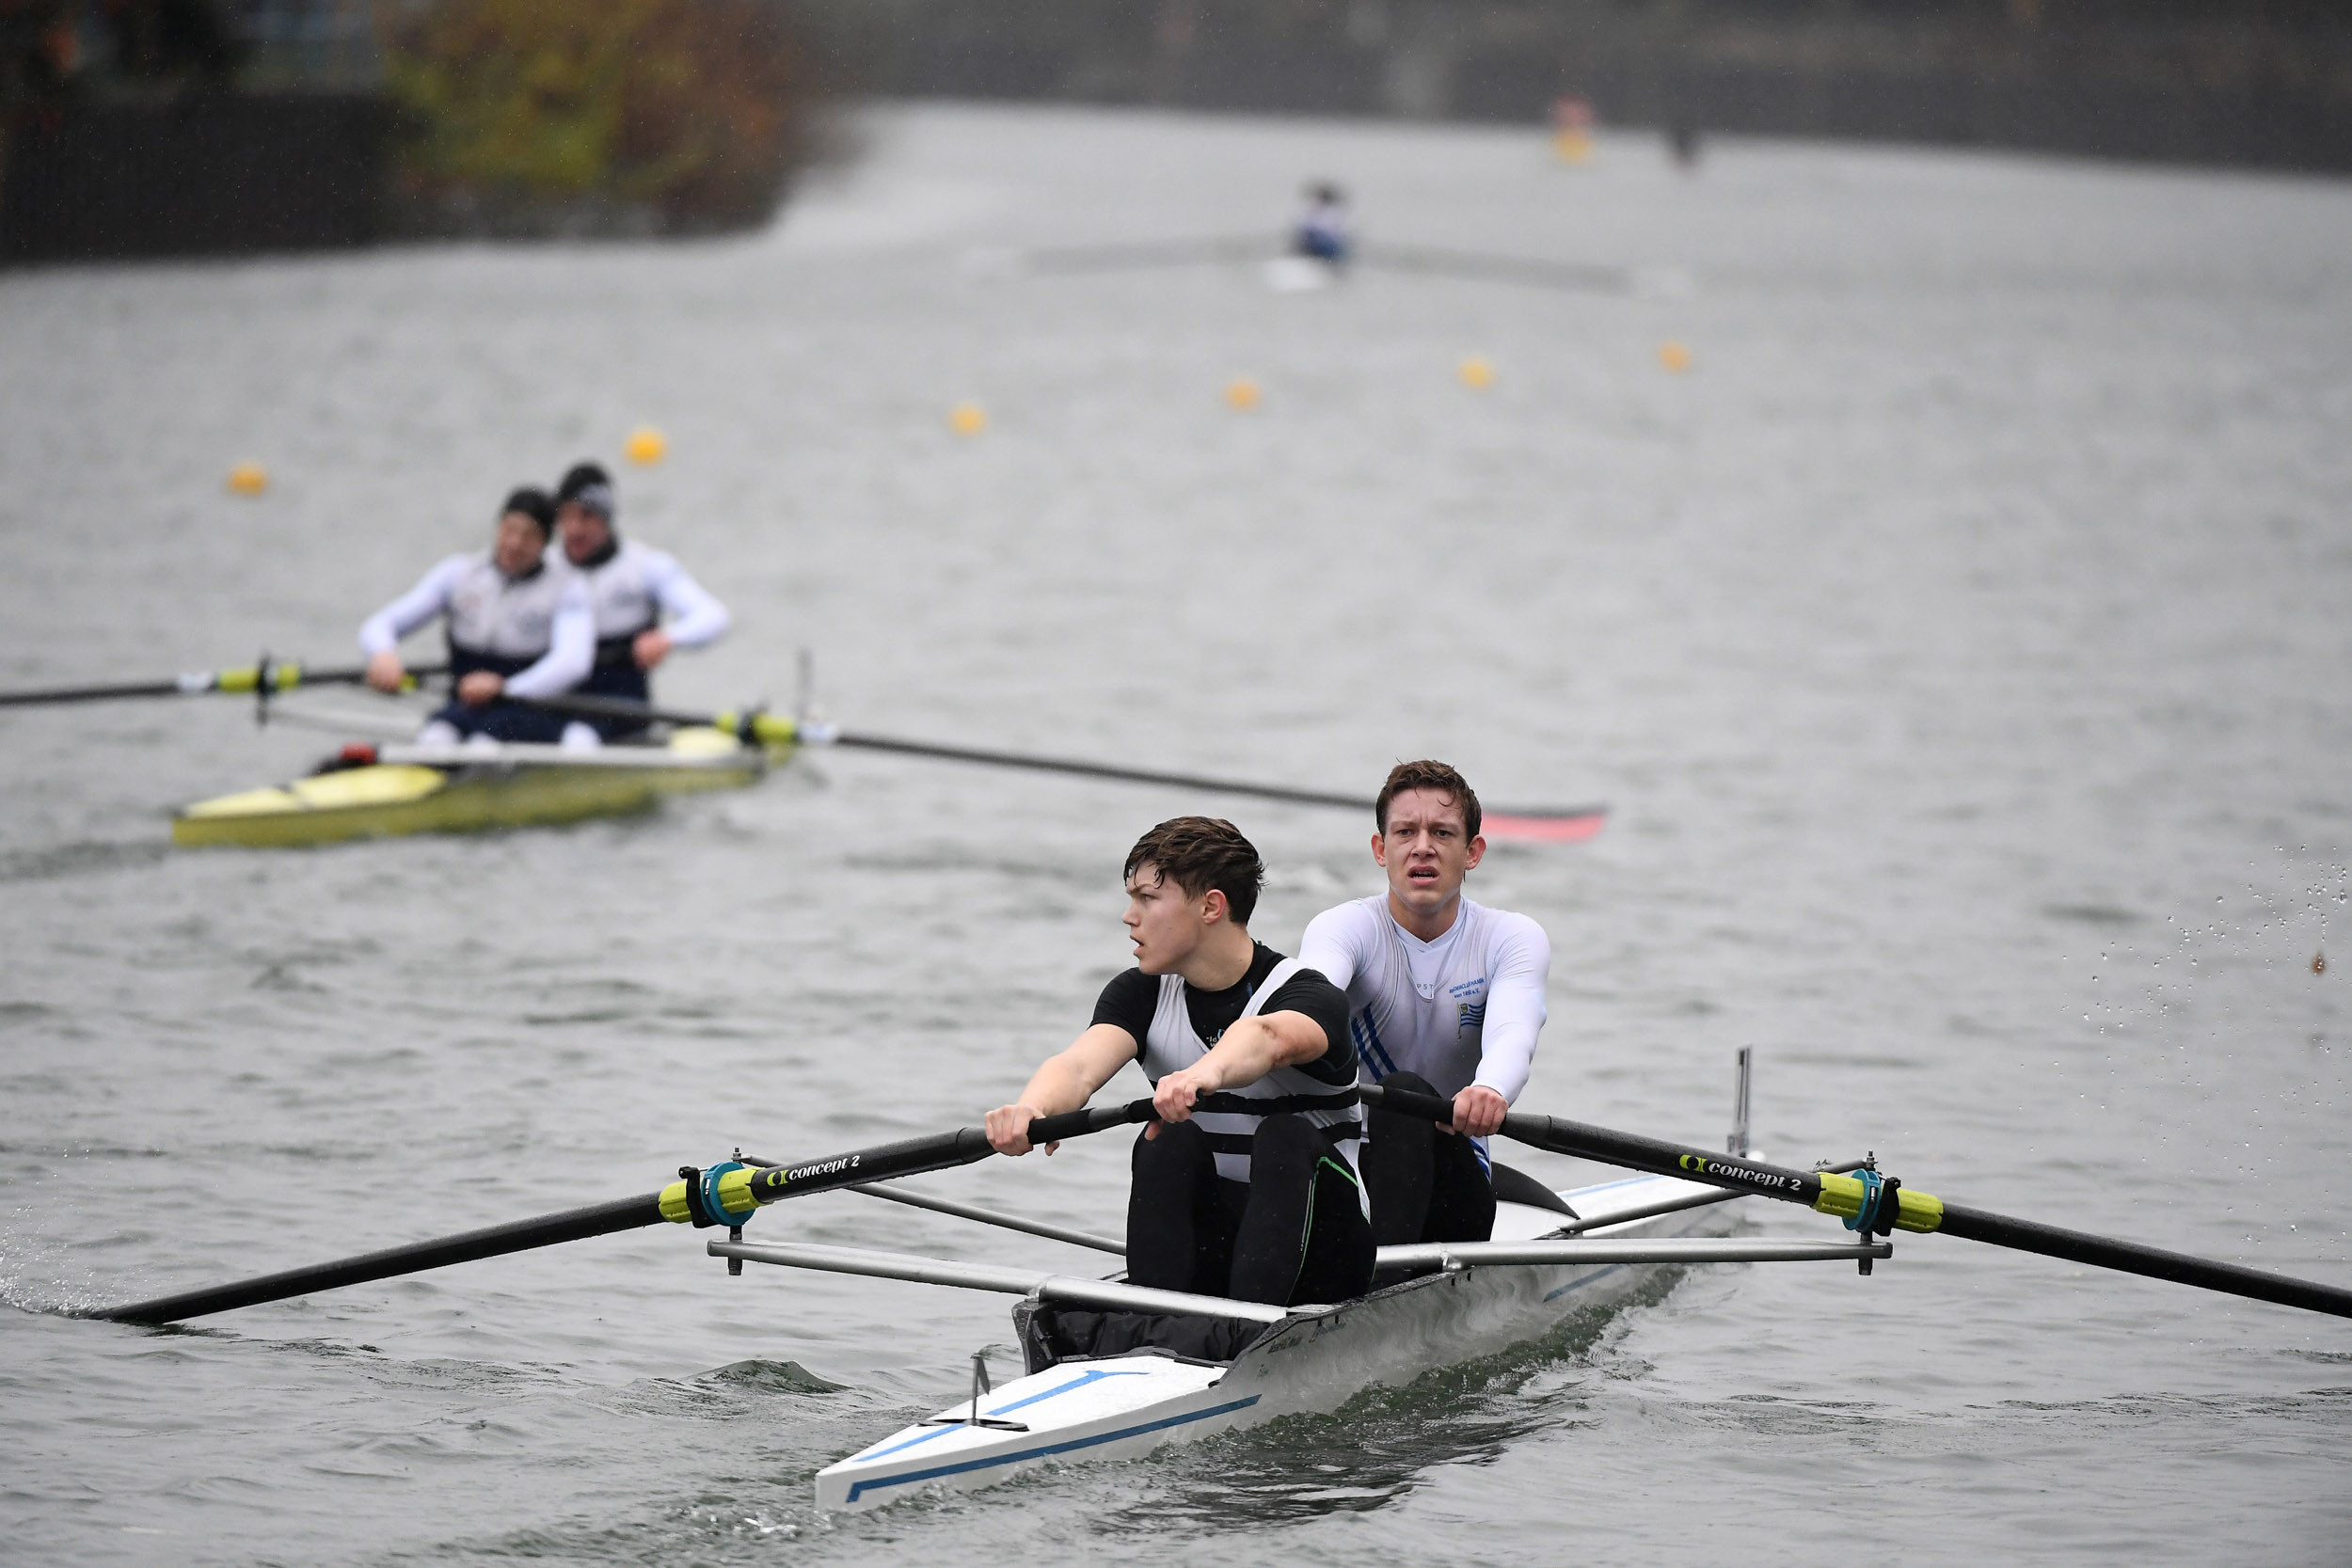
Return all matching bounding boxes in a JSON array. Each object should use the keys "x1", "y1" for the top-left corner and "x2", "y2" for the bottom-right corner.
[
  {"x1": 557, "y1": 462, "x2": 612, "y2": 504},
  {"x1": 501, "y1": 486, "x2": 556, "y2": 537}
]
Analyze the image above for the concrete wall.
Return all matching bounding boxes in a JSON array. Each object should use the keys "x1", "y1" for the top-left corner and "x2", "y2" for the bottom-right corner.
[{"x1": 0, "y1": 92, "x2": 389, "y2": 264}]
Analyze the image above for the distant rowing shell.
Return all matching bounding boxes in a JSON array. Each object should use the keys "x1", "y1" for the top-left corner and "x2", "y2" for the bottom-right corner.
[{"x1": 170, "y1": 727, "x2": 774, "y2": 849}]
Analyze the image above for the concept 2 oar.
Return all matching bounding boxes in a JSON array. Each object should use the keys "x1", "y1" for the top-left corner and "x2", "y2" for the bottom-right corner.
[
  {"x1": 1360, "y1": 1083, "x2": 2352, "y2": 1321},
  {"x1": 0, "y1": 659, "x2": 446, "y2": 708},
  {"x1": 96, "y1": 1100, "x2": 1157, "y2": 1327},
  {"x1": 510, "y1": 690, "x2": 1608, "y2": 843}
]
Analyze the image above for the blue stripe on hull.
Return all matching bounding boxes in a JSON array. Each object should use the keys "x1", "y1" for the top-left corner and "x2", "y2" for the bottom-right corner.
[{"x1": 841, "y1": 1394, "x2": 1263, "y2": 1505}]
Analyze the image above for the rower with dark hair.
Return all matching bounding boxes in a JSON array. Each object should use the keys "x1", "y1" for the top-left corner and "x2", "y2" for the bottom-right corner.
[
  {"x1": 359, "y1": 486, "x2": 596, "y2": 745},
  {"x1": 1299, "y1": 761, "x2": 1553, "y2": 1247},
  {"x1": 986, "y1": 816, "x2": 1374, "y2": 1307},
  {"x1": 551, "y1": 461, "x2": 730, "y2": 740}
]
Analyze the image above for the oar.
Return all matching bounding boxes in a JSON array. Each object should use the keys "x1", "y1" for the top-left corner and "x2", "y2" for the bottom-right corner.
[
  {"x1": 94, "y1": 1099, "x2": 1157, "y2": 1327},
  {"x1": 0, "y1": 660, "x2": 446, "y2": 708},
  {"x1": 1359, "y1": 1082, "x2": 2352, "y2": 1320},
  {"x1": 507, "y1": 690, "x2": 1608, "y2": 842},
  {"x1": 1360, "y1": 243, "x2": 1632, "y2": 294},
  {"x1": 1021, "y1": 234, "x2": 1277, "y2": 275}
]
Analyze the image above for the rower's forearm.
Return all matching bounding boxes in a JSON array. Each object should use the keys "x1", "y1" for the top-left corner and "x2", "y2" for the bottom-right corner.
[
  {"x1": 1016, "y1": 1056, "x2": 1097, "y2": 1117},
  {"x1": 1195, "y1": 1022, "x2": 1284, "y2": 1090}
]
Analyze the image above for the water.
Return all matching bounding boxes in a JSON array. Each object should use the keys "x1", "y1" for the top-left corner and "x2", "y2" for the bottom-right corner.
[{"x1": 4, "y1": 103, "x2": 2351, "y2": 1564}]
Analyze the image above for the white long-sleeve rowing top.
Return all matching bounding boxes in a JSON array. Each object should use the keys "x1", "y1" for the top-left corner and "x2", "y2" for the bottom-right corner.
[
  {"x1": 1297, "y1": 894, "x2": 1550, "y2": 1104},
  {"x1": 569, "y1": 541, "x2": 729, "y2": 650},
  {"x1": 357, "y1": 552, "x2": 594, "y2": 698}
]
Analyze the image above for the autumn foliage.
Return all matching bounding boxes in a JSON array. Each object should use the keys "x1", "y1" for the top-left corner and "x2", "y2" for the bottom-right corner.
[{"x1": 379, "y1": 0, "x2": 814, "y2": 233}]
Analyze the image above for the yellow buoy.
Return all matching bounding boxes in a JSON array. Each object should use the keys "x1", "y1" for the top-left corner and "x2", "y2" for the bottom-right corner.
[
  {"x1": 1224, "y1": 377, "x2": 1262, "y2": 410},
  {"x1": 1459, "y1": 355, "x2": 1496, "y2": 389},
  {"x1": 1552, "y1": 131, "x2": 1592, "y2": 166},
  {"x1": 625, "y1": 426, "x2": 668, "y2": 466},
  {"x1": 226, "y1": 462, "x2": 269, "y2": 497},
  {"x1": 1658, "y1": 341, "x2": 1692, "y2": 372},
  {"x1": 948, "y1": 402, "x2": 987, "y2": 436}
]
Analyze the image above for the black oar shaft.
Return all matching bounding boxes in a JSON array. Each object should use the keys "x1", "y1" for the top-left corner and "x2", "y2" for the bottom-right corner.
[
  {"x1": 0, "y1": 661, "x2": 447, "y2": 708},
  {"x1": 0, "y1": 677, "x2": 187, "y2": 705},
  {"x1": 505, "y1": 691, "x2": 1603, "y2": 824},
  {"x1": 99, "y1": 1192, "x2": 666, "y2": 1326},
  {"x1": 101, "y1": 1101, "x2": 1159, "y2": 1327},
  {"x1": 1364, "y1": 244, "x2": 1629, "y2": 293},
  {"x1": 831, "y1": 732, "x2": 1370, "y2": 811},
  {"x1": 706, "y1": 1100, "x2": 1156, "y2": 1215},
  {"x1": 1364, "y1": 1081, "x2": 1838, "y2": 1208},
  {"x1": 1361, "y1": 1083, "x2": 2352, "y2": 1321},
  {"x1": 728, "y1": 1128, "x2": 996, "y2": 1206},
  {"x1": 1934, "y1": 1203, "x2": 2352, "y2": 1320},
  {"x1": 507, "y1": 690, "x2": 711, "y2": 729}
]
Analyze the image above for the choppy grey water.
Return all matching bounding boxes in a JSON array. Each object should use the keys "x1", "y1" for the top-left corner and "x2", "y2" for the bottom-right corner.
[{"x1": 5, "y1": 103, "x2": 2351, "y2": 1565}]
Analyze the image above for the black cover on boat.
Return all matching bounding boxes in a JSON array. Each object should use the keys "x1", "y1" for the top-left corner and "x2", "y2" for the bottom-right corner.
[
  {"x1": 1491, "y1": 1162, "x2": 1579, "y2": 1218},
  {"x1": 1014, "y1": 1300, "x2": 1265, "y2": 1375}
]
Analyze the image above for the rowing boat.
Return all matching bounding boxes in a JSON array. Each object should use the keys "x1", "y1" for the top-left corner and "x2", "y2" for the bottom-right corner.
[
  {"x1": 738, "y1": 1161, "x2": 1876, "y2": 1512},
  {"x1": 696, "y1": 1059, "x2": 1867, "y2": 1513},
  {"x1": 171, "y1": 727, "x2": 776, "y2": 848},
  {"x1": 91, "y1": 1051, "x2": 2352, "y2": 1513}
]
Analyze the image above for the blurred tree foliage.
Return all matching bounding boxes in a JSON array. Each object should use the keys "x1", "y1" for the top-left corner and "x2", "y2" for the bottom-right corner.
[{"x1": 379, "y1": 0, "x2": 814, "y2": 232}]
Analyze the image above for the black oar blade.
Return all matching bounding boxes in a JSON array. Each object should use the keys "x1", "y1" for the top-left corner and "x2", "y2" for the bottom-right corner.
[
  {"x1": 97, "y1": 1191, "x2": 666, "y2": 1326},
  {"x1": 1936, "y1": 1203, "x2": 2352, "y2": 1321}
]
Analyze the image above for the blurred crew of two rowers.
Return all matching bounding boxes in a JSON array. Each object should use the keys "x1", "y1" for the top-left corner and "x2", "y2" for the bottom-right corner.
[{"x1": 358, "y1": 461, "x2": 729, "y2": 747}]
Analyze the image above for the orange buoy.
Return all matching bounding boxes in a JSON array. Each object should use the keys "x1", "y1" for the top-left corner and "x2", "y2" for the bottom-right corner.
[
  {"x1": 625, "y1": 426, "x2": 668, "y2": 465},
  {"x1": 226, "y1": 462, "x2": 269, "y2": 497},
  {"x1": 1658, "y1": 341, "x2": 1692, "y2": 372},
  {"x1": 948, "y1": 402, "x2": 987, "y2": 436},
  {"x1": 1224, "y1": 377, "x2": 1263, "y2": 410}
]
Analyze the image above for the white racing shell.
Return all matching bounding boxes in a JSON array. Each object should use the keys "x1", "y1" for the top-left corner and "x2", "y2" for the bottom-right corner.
[{"x1": 814, "y1": 1163, "x2": 1738, "y2": 1511}]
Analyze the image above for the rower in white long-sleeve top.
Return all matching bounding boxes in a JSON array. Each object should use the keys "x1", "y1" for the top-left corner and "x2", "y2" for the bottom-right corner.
[
  {"x1": 550, "y1": 462, "x2": 729, "y2": 740},
  {"x1": 359, "y1": 486, "x2": 596, "y2": 746},
  {"x1": 1298, "y1": 760, "x2": 1552, "y2": 1247}
]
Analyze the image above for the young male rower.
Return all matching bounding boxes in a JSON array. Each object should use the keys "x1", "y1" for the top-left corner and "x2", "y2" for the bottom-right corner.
[
  {"x1": 986, "y1": 817, "x2": 1375, "y2": 1307},
  {"x1": 1298, "y1": 761, "x2": 1552, "y2": 1247},
  {"x1": 551, "y1": 462, "x2": 729, "y2": 740},
  {"x1": 359, "y1": 486, "x2": 596, "y2": 746}
]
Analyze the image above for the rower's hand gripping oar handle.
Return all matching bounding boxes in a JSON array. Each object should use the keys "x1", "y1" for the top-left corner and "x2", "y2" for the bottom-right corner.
[
  {"x1": 1358, "y1": 1081, "x2": 1934, "y2": 1236},
  {"x1": 659, "y1": 1098, "x2": 1161, "y2": 1230}
]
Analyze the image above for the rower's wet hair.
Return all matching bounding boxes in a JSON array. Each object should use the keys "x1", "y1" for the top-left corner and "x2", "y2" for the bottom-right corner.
[
  {"x1": 1124, "y1": 816, "x2": 1263, "y2": 927},
  {"x1": 1375, "y1": 760, "x2": 1481, "y2": 839}
]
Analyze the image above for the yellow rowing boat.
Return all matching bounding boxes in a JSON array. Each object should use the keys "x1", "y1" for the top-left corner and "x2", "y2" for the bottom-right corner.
[{"x1": 172, "y1": 727, "x2": 776, "y2": 848}]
